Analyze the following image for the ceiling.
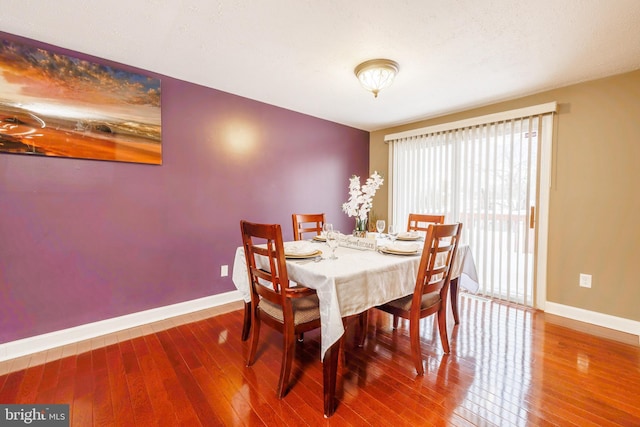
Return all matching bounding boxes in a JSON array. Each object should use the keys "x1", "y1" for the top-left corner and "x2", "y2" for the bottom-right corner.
[{"x1": 2, "y1": 0, "x2": 640, "y2": 131}]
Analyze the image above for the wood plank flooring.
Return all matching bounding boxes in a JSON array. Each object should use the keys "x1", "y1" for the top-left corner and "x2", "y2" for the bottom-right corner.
[{"x1": 1, "y1": 295, "x2": 639, "y2": 426}]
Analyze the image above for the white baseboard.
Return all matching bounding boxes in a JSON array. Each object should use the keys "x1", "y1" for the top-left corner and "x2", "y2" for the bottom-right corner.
[
  {"x1": 544, "y1": 301, "x2": 640, "y2": 344},
  {"x1": 0, "y1": 290, "x2": 244, "y2": 362},
  {"x1": 4, "y1": 294, "x2": 635, "y2": 363}
]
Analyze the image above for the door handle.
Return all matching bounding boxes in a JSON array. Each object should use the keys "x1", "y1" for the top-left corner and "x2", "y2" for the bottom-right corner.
[{"x1": 530, "y1": 206, "x2": 535, "y2": 229}]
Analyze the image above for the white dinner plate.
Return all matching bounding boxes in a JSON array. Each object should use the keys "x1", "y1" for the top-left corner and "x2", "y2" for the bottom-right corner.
[
  {"x1": 285, "y1": 249, "x2": 323, "y2": 259},
  {"x1": 379, "y1": 247, "x2": 419, "y2": 256},
  {"x1": 313, "y1": 235, "x2": 326, "y2": 242}
]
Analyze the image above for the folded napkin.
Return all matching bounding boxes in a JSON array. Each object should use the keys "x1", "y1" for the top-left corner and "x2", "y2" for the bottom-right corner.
[
  {"x1": 384, "y1": 242, "x2": 420, "y2": 253},
  {"x1": 284, "y1": 241, "x2": 317, "y2": 256},
  {"x1": 397, "y1": 231, "x2": 421, "y2": 240}
]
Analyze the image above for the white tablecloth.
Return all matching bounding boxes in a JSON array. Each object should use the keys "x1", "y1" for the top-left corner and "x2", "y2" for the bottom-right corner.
[{"x1": 232, "y1": 241, "x2": 479, "y2": 359}]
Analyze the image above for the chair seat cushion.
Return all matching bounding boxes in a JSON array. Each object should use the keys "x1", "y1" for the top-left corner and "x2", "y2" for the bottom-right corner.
[
  {"x1": 384, "y1": 291, "x2": 441, "y2": 312},
  {"x1": 259, "y1": 294, "x2": 321, "y2": 325}
]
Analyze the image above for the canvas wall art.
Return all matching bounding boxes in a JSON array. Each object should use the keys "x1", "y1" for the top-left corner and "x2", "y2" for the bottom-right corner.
[{"x1": 0, "y1": 37, "x2": 161, "y2": 165}]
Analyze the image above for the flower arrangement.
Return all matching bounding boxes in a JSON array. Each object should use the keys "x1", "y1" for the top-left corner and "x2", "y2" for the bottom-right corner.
[{"x1": 341, "y1": 171, "x2": 384, "y2": 234}]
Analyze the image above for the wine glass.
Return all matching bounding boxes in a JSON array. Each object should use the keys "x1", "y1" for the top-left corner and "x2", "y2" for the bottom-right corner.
[
  {"x1": 376, "y1": 219, "x2": 386, "y2": 237},
  {"x1": 326, "y1": 230, "x2": 339, "y2": 260},
  {"x1": 322, "y1": 223, "x2": 333, "y2": 238},
  {"x1": 388, "y1": 224, "x2": 399, "y2": 244}
]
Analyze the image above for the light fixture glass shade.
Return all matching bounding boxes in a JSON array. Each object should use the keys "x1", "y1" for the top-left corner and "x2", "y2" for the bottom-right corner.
[{"x1": 354, "y1": 59, "x2": 399, "y2": 98}]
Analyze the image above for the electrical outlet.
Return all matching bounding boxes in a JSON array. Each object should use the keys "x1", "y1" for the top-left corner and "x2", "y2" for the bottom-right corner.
[
  {"x1": 221, "y1": 265, "x2": 228, "y2": 277},
  {"x1": 579, "y1": 273, "x2": 592, "y2": 288}
]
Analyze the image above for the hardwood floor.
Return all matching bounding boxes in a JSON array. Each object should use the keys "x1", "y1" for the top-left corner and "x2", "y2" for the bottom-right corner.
[{"x1": 1, "y1": 295, "x2": 639, "y2": 426}]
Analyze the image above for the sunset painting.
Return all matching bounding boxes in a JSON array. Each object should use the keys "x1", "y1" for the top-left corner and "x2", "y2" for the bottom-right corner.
[{"x1": 0, "y1": 38, "x2": 161, "y2": 164}]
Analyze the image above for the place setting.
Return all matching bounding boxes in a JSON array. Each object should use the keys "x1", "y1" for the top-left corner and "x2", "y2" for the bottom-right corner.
[
  {"x1": 376, "y1": 223, "x2": 422, "y2": 255},
  {"x1": 284, "y1": 241, "x2": 323, "y2": 260},
  {"x1": 396, "y1": 231, "x2": 423, "y2": 241},
  {"x1": 378, "y1": 241, "x2": 422, "y2": 256}
]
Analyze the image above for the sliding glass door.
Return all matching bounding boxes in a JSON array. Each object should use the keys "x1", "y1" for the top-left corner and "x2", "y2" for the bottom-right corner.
[{"x1": 390, "y1": 113, "x2": 553, "y2": 307}]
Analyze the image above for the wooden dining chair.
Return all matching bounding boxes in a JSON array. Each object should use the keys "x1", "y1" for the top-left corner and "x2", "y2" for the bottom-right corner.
[
  {"x1": 386, "y1": 213, "x2": 447, "y2": 329},
  {"x1": 240, "y1": 220, "x2": 321, "y2": 398},
  {"x1": 292, "y1": 213, "x2": 325, "y2": 241},
  {"x1": 407, "y1": 213, "x2": 445, "y2": 232},
  {"x1": 375, "y1": 222, "x2": 462, "y2": 375}
]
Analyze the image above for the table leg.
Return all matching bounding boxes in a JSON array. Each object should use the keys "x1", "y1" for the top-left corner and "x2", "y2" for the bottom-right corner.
[
  {"x1": 450, "y1": 277, "x2": 460, "y2": 325},
  {"x1": 323, "y1": 337, "x2": 342, "y2": 417},
  {"x1": 357, "y1": 310, "x2": 368, "y2": 347}
]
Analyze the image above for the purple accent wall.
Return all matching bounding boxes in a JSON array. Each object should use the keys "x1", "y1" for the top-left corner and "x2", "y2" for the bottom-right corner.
[{"x1": 0, "y1": 32, "x2": 369, "y2": 343}]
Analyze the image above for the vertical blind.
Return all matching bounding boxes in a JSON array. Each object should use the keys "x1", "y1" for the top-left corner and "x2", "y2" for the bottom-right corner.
[{"x1": 386, "y1": 106, "x2": 555, "y2": 306}]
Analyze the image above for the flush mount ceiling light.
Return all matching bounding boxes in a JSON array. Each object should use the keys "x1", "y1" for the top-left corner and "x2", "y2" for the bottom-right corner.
[{"x1": 354, "y1": 59, "x2": 399, "y2": 98}]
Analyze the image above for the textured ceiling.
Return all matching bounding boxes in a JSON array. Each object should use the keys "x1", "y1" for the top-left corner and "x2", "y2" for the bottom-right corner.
[{"x1": 2, "y1": 0, "x2": 640, "y2": 131}]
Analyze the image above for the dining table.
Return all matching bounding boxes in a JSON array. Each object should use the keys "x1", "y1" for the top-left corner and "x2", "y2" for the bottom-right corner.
[{"x1": 231, "y1": 234, "x2": 479, "y2": 417}]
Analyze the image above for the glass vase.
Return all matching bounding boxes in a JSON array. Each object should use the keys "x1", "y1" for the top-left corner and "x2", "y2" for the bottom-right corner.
[{"x1": 353, "y1": 218, "x2": 368, "y2": 238}]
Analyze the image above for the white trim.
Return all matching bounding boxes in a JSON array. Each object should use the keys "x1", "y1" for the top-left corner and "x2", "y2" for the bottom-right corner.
[
  {"x1": 545, "y1": 301, "x2": 640, "y2": 344},
  {"x1": 535, "y1": 114, "x2": 554, "y2": 310},
  {"x1": 384, "y1": 102, "x2": 558, "y2": 142},
  {"x1": 0, "y1": 291, "x2": 244, "y2": 362},
  {"x1": 387, "y1": 140, "x2": 394, "y2": 224}
]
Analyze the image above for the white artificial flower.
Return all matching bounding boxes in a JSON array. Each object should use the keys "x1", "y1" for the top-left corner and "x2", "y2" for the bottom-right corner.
[{"x1": 341, "y1": 171, "x2": 384, "y2": 221}]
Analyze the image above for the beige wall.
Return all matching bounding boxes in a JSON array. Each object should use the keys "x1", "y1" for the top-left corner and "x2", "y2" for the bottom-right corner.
[{"x1": 370, "y1": 69, "x2": 640, "y2": 322}]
